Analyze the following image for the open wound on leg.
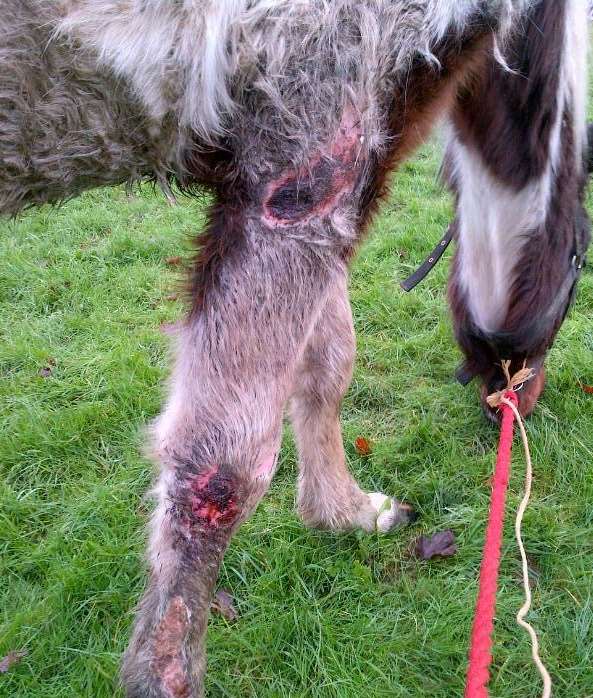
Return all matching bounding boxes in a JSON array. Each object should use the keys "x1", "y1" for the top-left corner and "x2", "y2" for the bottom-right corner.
[
  {"x1": 181, "y1": 465, "x2": 241, "y2": 529},
  {"x1": 263, "y1": 109, "x2": 364, "y2": 227},
  {"x1": 150, "y1": 596, "x2": 191, "y2": 698}
]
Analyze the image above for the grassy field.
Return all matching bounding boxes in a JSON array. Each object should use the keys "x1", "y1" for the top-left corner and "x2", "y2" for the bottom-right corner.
[{"x1": 1, "y1": 129, "x2": 593, "y2": 697}]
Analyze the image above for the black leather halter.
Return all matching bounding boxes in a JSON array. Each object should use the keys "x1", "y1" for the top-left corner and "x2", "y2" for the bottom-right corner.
[{"x1": 400, "y1": 225, "x2": 454, "y2": 292}]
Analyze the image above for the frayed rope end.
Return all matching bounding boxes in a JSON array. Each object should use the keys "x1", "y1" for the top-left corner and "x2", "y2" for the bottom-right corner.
[{"x1": 486, "y1": 359, "x2": 536, "y2": 409}]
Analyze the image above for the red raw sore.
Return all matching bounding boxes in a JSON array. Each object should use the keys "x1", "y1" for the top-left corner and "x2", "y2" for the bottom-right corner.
[
  {"x1": 186, "y1": 466, "x2": 240, "y2": 529},
  {"x1": 263, "y1": 108, "x2": 363, "y2": 227},
  {"x1": 150, "y1": 596, "x2": 191, "y2": 698}
]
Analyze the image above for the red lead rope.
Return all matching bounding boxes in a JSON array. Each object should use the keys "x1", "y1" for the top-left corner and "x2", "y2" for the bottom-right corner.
[{"x1": 464, "y1": 390, "x2": 518, "y2": 698}]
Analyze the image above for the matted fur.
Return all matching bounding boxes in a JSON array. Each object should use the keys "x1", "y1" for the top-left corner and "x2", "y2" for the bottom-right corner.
[
  {"x1": 58, "y1": 0, "x2": 527, "y2": 144},
  {"x1": 2, "y1": 2, "x2": 587, "y2": 697},
  {"x1": 1, "y1": 0, "x2": 530, "y2": 215}
]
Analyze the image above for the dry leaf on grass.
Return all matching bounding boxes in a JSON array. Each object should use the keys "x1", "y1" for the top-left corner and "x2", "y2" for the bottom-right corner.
[
  {"x1": 211, "y1": 590, "x2": 238, "y2": 622},
  {"x1": 0, "y1": 650, "x2": 27, "y2": 673},
  {"x1": 354, "y1": 437, "x2": 372, "y2": 456},
  {"x1": 165, "y1": 256, "x2": 182, "y2": 267},
  {"x1": 38, "y1": 358, "x2": 56, "y2": 378},
  {"x1": 578, "y1": 382, "x2": 593, "y2": 395},
  {"x1": 415, "y1": 530, "x2": 457, "y2": 560}
]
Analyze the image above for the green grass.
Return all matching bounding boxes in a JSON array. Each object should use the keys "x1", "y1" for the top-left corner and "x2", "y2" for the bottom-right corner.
[{"x1": 1, "y1": 137, "x2": 593, "y2": 697}]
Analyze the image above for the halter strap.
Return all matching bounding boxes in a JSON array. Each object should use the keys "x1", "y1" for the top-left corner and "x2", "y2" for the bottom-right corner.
[
  {"x1": 400, "y1": 224, "x2": 454, "y2": 292},
  {"x1": 400, "y1": 222, "x2": 587, "y2": 385}
]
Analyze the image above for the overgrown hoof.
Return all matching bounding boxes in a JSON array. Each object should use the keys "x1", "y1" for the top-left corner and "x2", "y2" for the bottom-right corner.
[{"x1": 368, "y1": 493, "x2": 418, "y2": 532}]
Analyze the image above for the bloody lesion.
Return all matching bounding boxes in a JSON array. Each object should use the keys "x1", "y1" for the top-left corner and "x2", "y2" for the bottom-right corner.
[
  {"x1": 175, "y1": 465, "x2": 242, "y2": 533},
  {"x1": 263, "y1": 109, "x2": 364, "y2": 227}
]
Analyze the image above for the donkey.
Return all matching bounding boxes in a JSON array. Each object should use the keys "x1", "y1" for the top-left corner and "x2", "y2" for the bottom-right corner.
[{"x1": 1, "y1": 1, "x2": 589, "y2": 696}]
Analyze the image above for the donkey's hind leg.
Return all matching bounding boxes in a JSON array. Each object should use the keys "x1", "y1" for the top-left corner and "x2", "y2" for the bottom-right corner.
[{"x1": 290, "y1": 273, "x2": 415, "y2": 533}]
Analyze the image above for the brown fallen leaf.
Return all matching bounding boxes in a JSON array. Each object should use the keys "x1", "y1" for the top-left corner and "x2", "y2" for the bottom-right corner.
[
  {"x1": 578, "y1": 382, "x2": 593, "y2": 395},
  {"x1": 210, "y1": 589, "x2": 238, "y2": 622},
  {"x1": 354, "y1": 437, "x2": 372, "y2": 456},
  {"x1": 165, "y1": 293, "x2": 179, "y2": 302},
  {"x1": 38, "y1": 358, "x2": 56, "y2": 378},
  {"x1": 165, "y1": 256, "x2": 182, "y2": 267},
  {"x1": 415, "y1": 529, "x2": 457, "y2": 560},
  {"x1": 0, "y1": 650, "x2": 27, "y2": 673}
]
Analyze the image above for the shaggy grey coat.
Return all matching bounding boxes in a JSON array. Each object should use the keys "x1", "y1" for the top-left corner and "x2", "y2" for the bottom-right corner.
[{"x1": 1, "y1": 2, "x2": 587, "y2": 697}]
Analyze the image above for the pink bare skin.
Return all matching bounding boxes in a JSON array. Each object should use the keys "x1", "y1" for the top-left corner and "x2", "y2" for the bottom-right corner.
[
  {"x1": 263, "y1": 109, "x2": 363, "y2": 227},
  {"x1": 150, "y1": 597, "x2": 191, "y2": 698},
  {"x1": 185, "y1": 467, "x2": 240, "y2": 529}
]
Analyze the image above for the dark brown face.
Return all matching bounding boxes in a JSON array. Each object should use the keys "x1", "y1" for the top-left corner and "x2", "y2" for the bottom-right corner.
[{"x1": 444, "y1": 1, "x2": 591, "y2": 428}]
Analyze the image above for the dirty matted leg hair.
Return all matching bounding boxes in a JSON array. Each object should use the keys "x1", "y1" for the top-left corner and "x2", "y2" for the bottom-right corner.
[{"x1": 120, "y1": 209, "x2": 339, "y2": 694}]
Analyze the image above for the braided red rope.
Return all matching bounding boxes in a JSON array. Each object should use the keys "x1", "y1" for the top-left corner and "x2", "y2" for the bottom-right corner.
[{"x1": 464, "y1": 390, "x2": 518, "y2": 698}]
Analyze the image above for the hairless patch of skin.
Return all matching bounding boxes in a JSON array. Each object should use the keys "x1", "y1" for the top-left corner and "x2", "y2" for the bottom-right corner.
[
  {"x1": 150, "y1": 596, "x2": 191, "y2": 698},
  {"x1": 263, "y1": 109, "x2": 364, "y2": 227},
  {"x1": 255, "y1": 451, "x2": 278, "y2": 479}
]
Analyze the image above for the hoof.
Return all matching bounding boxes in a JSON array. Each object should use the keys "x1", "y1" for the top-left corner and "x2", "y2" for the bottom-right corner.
[{"x1": 367, "y1": 493, "x2": 418, "y2": 532}]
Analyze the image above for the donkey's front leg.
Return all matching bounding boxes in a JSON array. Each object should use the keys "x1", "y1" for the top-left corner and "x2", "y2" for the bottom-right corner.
[
  {"x1": 122, "y1": 454, "x2": 276, "y2": 698},
  {"x1": 121, "y1": 226, "x2": 340, "y2": 697}
]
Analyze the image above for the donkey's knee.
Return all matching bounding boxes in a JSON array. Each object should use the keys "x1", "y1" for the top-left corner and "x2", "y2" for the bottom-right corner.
[
  {"x1": 147, "y1": 415, "x2": 280, "y2": 581},
  {"x1": 160, "y1": 450, "x2": 276, "y2": 540},
  {"x1": 165, "y1": 462, "x2": 248, "y2": 542}
]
